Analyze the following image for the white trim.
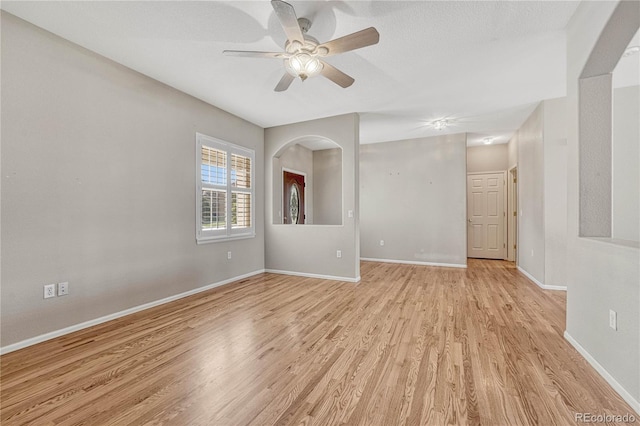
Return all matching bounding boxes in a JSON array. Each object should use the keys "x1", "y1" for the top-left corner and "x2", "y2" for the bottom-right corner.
[
  {"x1": 196, "y1": 133, "x2": 256, "y2": 243},
  {"x1": 0, "y1": 269, "x2": 266, "y2": 355},
  {"x1": 467, "y1": 170, "x2": 508, "y2": 175},
  {"x1": 564, "y1": 331, "x2": 640, "y2": 415},
  {"x1": 360, "y1": 257, "x2": 467, "y2": 269},
  {"x1": 503, "y1": 170, "x2": 508, "y2": 259},
  {"x1": 196, "y1": 233, "x2": 255, "y2": 244},
  {"x1": 517, "y1": 266, "x2": 567, "y2": 291},
  {"x1": 282, "y1": 167, "x2": 307, "y2": 176},
  {"x1": 507, "y1": 165, "x2": 518, "y2": 263},
  {"x1": 265, "y1": 269, "x2": 360, "y2": 283}
]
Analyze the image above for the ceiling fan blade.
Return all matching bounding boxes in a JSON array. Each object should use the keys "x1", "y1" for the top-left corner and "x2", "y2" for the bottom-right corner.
[
  {"x1": 271, "y1": 0, "x2": 305, "y2": 45},
  {"x1": 318, "y1": 27, "x2": 380, "y2": 56},
  {"x1": 223, "y1": 50, "x2": 287, "y2": 59},
  {"x1": 319, "y1": 61, "x2": 355, "y2": 88},
  {"x1": 275, "y1": 73, "x2": 295, "y2": 92}
]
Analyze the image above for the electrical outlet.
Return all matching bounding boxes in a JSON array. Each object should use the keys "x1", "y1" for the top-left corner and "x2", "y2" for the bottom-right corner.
[
  {"x1": 44, "y1": 284, "x2": 56, "y2": 299},
  {"x1": 348, "y1": 210, "x2": 353, "y2": 218},
  {"x1": 227, "y1": 251, "x2": 232, "y2": 260},
  {"x1": 609, "y1": 310, "x2": 617, "y2": 330},
  {"x1": 336, "y1": 250, "x2": 342, "y2": 258},
  {"x1": 57, "y1": 282, "x2": 69, "y2": 296},
  {"x1": 380, "y1": 240, "x2": 385, "y2": 246}
]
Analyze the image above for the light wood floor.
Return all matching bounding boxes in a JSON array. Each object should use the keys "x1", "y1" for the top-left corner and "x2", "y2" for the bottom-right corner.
[{"x1": 1, "y1": 260, "x2": 637, "y2": 425}]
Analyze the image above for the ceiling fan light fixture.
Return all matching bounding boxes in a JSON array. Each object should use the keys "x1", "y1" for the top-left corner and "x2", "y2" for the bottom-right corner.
[{"x1": 285, "y1": 53, "x2": 323, "y2": 80}]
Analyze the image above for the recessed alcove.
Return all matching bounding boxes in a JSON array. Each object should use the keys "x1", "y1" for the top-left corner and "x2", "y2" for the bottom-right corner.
[
  {"x1": 272, "y1": 137, "x2": 343, "y2": 226},
  {"x1": 578, "y1": 2, "x2": 639, "y2": 242}
]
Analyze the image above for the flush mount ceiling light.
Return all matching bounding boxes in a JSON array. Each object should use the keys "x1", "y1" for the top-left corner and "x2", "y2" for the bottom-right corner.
[
  {"x1": 223, "y1": 0, "x2": 380, "y2": 91},
  {"x1": 431, "y1": 119, "x2": 449, "y2": 130},
  {"x1": 623, "y1": 45, "x2": 640, "y2": 57},
  {"x1": 483, "y1": 137, "x2": 494, "y2": 145}
]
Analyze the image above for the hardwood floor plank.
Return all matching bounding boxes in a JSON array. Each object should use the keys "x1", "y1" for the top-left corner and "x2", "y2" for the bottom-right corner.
[{"x1": 2, "y1": 260, "x2": 638, "y2": 425}]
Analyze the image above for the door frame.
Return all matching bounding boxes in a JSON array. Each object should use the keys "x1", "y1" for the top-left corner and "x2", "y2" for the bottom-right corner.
[
  {"x1": 507, "y1": 166, "x2": 518, "y2": 263},
  {"x1": 466, "y1": 171, "x2": 508, "y2": 260},
  {"x1": 282, "y1": 167, "x2": 307, "y2": 224}
]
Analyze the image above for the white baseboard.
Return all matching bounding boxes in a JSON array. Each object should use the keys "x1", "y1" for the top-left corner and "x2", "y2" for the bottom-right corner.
[
  {"x1": 564, "y1": 331, "x2": 640, "y2": 415},
  {"x1": 517, "y1": 266, "x2": 567, "y2": 291},
  {"x1": 265, "y1": 269, "x2": 360, "y2": 283},
  {"x1": 360, "y1": 257, "x2": 467, "y2": 269},
  {"x1": 0, "y1": 269, "x2": 266, "y2": 355}
]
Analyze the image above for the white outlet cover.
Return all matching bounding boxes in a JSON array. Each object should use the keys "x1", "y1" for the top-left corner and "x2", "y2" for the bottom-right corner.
[
  {"x1": 44, "y1": 284, "x2": 56, "y2": 299},
  {"x1": 609, "y1": 310, "x2": 617, "y2": 330},
  {"x1": 58, "y1": 281, "x2": 69, "y2": 296},
  {"x1": 336, "y1": 250, "x2": 342, "y2": 258},
  {"x1": 348, "y1": 210, "x2": 353, "y2": 218},
  {"x1": 227, "y1": 251, "x2": 232, "y2": 260}
]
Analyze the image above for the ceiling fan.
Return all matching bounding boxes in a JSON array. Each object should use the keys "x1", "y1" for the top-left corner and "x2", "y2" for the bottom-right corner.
[{"x1": 223, "y1": 0, "x2": 380, "y2": 92}]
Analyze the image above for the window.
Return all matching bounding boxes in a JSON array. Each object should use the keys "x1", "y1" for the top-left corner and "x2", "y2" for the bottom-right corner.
[{"x1": 196, "y1": 133, "x2": 255, "y2": 243}]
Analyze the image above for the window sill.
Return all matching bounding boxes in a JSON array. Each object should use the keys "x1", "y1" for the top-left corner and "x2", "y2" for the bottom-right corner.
[
  {"x1": 581, "y1": 237, "x2": 639, "y2": 250},
  {"x1": 197, "y1": 233, "x2": 256, "y2": 245}
]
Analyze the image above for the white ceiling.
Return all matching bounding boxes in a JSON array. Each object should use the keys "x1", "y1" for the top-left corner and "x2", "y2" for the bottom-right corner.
[{"x1": 1, "y1": 1, "x2": 581, "y2": 145}]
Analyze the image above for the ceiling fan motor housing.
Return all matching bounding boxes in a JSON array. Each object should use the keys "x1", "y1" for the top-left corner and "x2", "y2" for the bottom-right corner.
[{"x1": 297, "y1": 17, "x2": 312, "y2": 34}]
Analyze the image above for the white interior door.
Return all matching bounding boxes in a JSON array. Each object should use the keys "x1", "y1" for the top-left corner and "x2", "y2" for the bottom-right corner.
[{"x1": 467, "y1": 173, "x2": 506, "y2": 259}]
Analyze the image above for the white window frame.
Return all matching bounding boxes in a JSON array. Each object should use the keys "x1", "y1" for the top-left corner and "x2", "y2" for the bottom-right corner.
[{"x1": 196, "y1": 133, "x2": 255, "y2": 244}]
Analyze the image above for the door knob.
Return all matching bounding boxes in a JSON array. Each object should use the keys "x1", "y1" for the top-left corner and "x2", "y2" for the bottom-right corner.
[{"x1": 468, "y1": 218, "x2": 472, "y2": 223}]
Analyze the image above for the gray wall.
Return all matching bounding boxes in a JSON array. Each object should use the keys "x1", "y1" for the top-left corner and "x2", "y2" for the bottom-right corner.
[
  {"x1": 515, "y1": 104, "x2": 546, "y2": 283},
  {"x1": 313, "y1": 148, "x2": 342, "y2": 225},
  {"x1": 466, "y1": 144, "x2": 508, "y2": 173},
  {"x1": 612, "y1": 85, "x2": 639, "y2": 242},
  {"x1": 509, "y1": 98, "x2": 568, "y2": 287},
  {"x1": 273, "y1": 143, "x2": 313, "y2": 224},
  {"x1": 360, "y1": 134, "x2": 467, "y2": 266},
  {"x1": 1, "y1": 13, "x2": 265, "y2": 348},
  {"x1": 265, "y1": 114, "x2": 360, "y2": 280},
  {"x1": 543, "y1": 98, "x2": 568, "y2": 287},
  {"x1": 508, "y1": 135, "x2": 518, "y2": 169},
  {"x1": 566, "y1": 0, "x2": 639, "y2": 405}
]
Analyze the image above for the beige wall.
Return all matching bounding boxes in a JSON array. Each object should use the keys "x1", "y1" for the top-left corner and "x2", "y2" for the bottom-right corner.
[
  {"x1": 265, "y1": 114, "x2": 360, "y2": 281},
  {"x1": 543, "y1": 97, "x2": 568, "y2": 287},
  {"x1": 466, "y1": 144, "x2": 508, "y2": 173},
  {"x1": 508, "y1": 135, "x2": 518, "y2": 169},
  {"x1": 515, "y1": 104, "x2": 545, "y2": 283},
  {"x1": 612, "y1": 85, "x2": 640, "y2": 242},
  {"x1": 509, "y1": 98, "x2": 568, "y2": 288},
  {"x1": 313, "y1": 148, "x2": 342, "y2": 226},
  {"x1": 0, "y1": 13, "x2": 265, "y2": 348},
  {"x1": 565, "y1": 1, "x2": 639, "y2": 406},
  {"x1": 360, "y1": 134, "x2": 468, "y2": 266}
]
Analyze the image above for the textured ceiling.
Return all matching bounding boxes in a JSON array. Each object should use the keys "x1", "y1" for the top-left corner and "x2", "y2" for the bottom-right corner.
[{"x1": 1, "y1": 1, "x2": 581, "y2": 145}]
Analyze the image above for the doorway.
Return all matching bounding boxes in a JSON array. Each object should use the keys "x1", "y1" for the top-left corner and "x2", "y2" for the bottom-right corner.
[
  {"x1": 283, "y1": 169, "x2": 305, "y2": 224},
  {"x1": 507, "y1": 166, "x2": 518, "y2": 262},
  {"x1": 467, "y1": 172, "x2": 507, "y2": 259}
]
